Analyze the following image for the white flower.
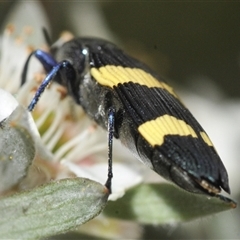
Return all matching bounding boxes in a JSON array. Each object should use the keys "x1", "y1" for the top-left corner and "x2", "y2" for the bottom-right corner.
[
  {"x1": 0, "y1": 24, "x2": 144, "y2": 200},
  {"x1": 0, "y1": 88, "x2": 19, "y2": 121}
]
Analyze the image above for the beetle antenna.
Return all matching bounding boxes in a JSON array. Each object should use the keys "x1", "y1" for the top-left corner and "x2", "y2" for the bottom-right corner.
[
  {"x1": 21, "y1": 51, "x2": 37, "y2": 86},
  {"x1": 42, "y1": 27, "x2": 52, "y2": 46}
]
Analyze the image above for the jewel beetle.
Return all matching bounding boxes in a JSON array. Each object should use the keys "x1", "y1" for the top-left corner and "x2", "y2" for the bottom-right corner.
[{"x1": 22, "y1": 37, "x2": 230, "y2": 196}]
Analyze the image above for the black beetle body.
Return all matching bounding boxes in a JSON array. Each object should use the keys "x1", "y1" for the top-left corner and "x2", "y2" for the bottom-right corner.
[{"x1": 23, "y1": 37, "x2": 230, "y2": 196}]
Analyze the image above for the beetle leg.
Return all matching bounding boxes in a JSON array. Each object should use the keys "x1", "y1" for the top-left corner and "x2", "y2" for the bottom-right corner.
[
  {"x1": 105, "y1": 107, "x2": 115, "y2": 193},
  {"x1": 21, "y1": 50, "x2": 58, "y2": 86},
  {"x1": 28, "y1": 60, "x2": 72, "y2": 111}
]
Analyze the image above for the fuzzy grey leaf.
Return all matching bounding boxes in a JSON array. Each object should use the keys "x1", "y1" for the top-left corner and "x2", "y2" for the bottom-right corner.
[
  {"x1": 0, "y1": 105, "x2": 35, "y2": 192},
  {"x1": 0, "y1": 178, "x2": 109, "y2": 239},
  {"x1": 104, "y1": 183, "x2": 236, "y2": 224}
]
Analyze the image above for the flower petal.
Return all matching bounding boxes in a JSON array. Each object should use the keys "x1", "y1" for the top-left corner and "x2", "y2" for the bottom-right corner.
[{"x1": 0, "y1": 88, "x2": 18, "y2": 121}]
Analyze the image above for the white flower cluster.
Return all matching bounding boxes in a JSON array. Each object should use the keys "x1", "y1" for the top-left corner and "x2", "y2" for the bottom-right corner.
[{"x1": 0, "y1": 24, "x2": 144, "y2": 200}]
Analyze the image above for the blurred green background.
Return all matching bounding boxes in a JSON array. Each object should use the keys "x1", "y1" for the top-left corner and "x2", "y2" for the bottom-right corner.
[{"x1": 1, "y1": 1, "x2": 240, "y2": 97}]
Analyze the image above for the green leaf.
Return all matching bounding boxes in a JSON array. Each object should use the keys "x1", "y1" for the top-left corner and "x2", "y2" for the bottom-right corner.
[
  {"x1": 104, "y1": 183, "x2": 236, "y2": 224},
  {"x1": 0, "y1": 178, "x2": 109, "y2": 239},
  {"x1": 0, "y1": 105, "x2": 36, "y2": 192}
]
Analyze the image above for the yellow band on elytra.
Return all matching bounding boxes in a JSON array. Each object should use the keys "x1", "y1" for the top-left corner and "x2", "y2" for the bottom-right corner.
[
  {"x1": 138, "y1": 115, "x2": 213, "y2": 147},
  {"x1": 200, "y1": 131, "x2": 213, "y2": 147},
  {"x1": 91, "y1": 65, "x2": 177, "y2": 98},
  {"x1": 138, "y1": 115, "x2": 198, "y2": 147}
]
